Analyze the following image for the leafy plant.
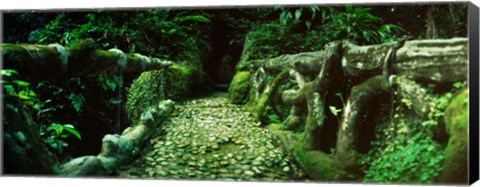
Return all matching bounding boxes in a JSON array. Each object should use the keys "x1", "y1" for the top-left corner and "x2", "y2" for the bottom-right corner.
[
  {"x1": 40, "y1": 123, "x2": 81, "y2": 154},
  {"x1": 2, "y1": 69, "x2": 40, "y2": 107},
  {"x1": 362, "y1": 131, "x2": 444, "y2": 183},
  {"x1": 34, "y1": 10, "x2": 212, "y2": 64},
  {"x1": 173, "y1": 15, "x2": 211, "y2": 23},
  {"x1": 68, "y1": 93, "x2": 85, "y2": 112},
  {"x1": 453, "y1": 81, "x2": 467, "y2": 89},
  {"x1": 275, "y1": 5, "x2": 322, "y2": 30},
  {"x1": 361, "y1": 82, "x2": 465, "y2": 183},
  {"x1": 97, "y1": 74, "x2": 123, "y2": 92},
  {"x1": 36, "y1": 77, "x2": 88, "y2": 115},
  {"x1": 323, "y1": 5, "x2": 404, "y2": 44},
  {"x1": 2, "y1": 69, "x2": 82, "y2": 155},
  {"x1": 362, "y1": 109, "x2": 445, "y2": 183},
  {"x1": 35, "y1": 13, "x2": 85, "y2": 45}
]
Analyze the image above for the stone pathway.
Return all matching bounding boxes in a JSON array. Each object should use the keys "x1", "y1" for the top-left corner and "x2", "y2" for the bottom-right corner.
[{"x1": 117, "y1": 93, "x2": 307, "y2": 181}]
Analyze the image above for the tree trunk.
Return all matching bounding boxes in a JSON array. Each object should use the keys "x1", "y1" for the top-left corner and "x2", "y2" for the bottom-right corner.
[
  {"x1": 252, "y1": 38, "x2": 467, "y2": 85},
  {"x1": 333, "y1": 76, "x2": 391, "y2": 178},
  {"x1": 2, "y1": 39, "x2": 172, "y2": 82},
  {"x1": 277, "y1": 42, "x2": 343, "y2": 150},
  {"x1": 426, "y1": 6, "x2": 438, "y2": 39}
]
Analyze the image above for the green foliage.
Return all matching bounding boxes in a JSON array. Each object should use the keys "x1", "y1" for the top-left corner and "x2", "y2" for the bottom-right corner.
[
  {"x1": 2, "y1": 69, "x2": 82, "y2": 155},
  {"x1": 400, "y1": 98, "x2": 413, "y2": 109},
  {"x1": 37, "y1": 77, "x2": 87, "y2": 114},
  {"x1": 97, "y1": 74, "x2": 124, "y2": 92},
  {"x1": 362, "y1": 132, "x2": 445, "y2": 183},
  {"x1": 68, "y1": 93, "x2": 86, "y2": 112},
  {"x1": 2, "y1": 69, "x2": 39, "y2": 107},
  {"x1": 275, "y1": 5, "x2": 322, "y2": 30},
  {"x1": 267, "y1": 114, "x2": 281, "y2": 123},
  {"x1": 362, "y1": 82, "x2": 465, "y2": 183},
  {"x1": 243, "y1": 5, "x2": 404, "y2": 63},
  {"x1": 35, "y1": 13, "x2": 85, "y2": 45},
  {"x1": 40, "y1": 123, "x2": 81, "y2": 154},
  {"x1": 453, "y1": 81, "x2": 467, "y2": 89},
  {"x1": 243, "y1": 23, "x2": 285, "y2": 60},
  {"x1": 31, "y1": 10, "x2": 211, "y2": 65},
  {"x1": 422, "y1": 82, "x2": 465, "y2": 128},
  {"x1": 242, "y1": 22, "x2": 320, "y2": 61},
  {"x1": 323, "y1": 5, "x2": 404, "y2": 44},
  {"x1": 377, "y1": 24, "x2": 406, "y2": 43},
  {"x1": 173, "y1": 15, "x2": 211, "y2": 23}
]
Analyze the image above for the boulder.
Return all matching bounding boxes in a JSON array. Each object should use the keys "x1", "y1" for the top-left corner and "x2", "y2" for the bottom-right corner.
[
  {"x1": 227, "y1": 71, "x2": 251, "y2": 104},
  {"x1": 438, "y1": 89, "x2": 468, "y2": 184}
]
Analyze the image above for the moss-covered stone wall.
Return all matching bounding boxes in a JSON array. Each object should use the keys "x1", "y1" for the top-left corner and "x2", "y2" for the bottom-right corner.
[{"x1": 126, "y1": 64, "x2": 194, "y2": 125}]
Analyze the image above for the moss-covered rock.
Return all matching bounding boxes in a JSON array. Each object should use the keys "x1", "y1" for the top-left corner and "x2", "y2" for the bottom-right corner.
[
  {"x1": 267, "y1": 126, "x2": 339, "y2": 181},
  {"x1": 166, "y1": 64, "x2": 192, "y2": 99},
  {"x1": 293, "y1": 146, "x2": 338, "y2": 181},
  {"x1": 438, "y1": 89, "x2": 468, "y2": 184},
  {"x1": 126, "y1": 64, "x2": 192, "y2": 125},
  {"x1": 266, "y1": 123, "x2": 286, "y2": 131},
  {"x1": 227, "y1": 71, "x2": 251, "y2": 104}
]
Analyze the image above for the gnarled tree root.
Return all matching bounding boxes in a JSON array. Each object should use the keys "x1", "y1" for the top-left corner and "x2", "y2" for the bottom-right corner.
[{"x1": 60, "y1": 100, "x2": 175, "y2": 176}]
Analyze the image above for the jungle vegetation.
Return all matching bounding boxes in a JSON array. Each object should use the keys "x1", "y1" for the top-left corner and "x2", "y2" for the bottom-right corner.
[{"x1": 2, "y1": 3, "x2": 469, "y2": 184}]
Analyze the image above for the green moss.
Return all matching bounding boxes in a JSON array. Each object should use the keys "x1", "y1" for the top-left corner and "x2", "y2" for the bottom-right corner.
[
  {"x1": 129, "y1": 55, "x2": 144, "y2": 63},
  {"x1": 255, "y1": 92, "x2": 269, "y2": 117},
  {"x1": 170, "y1": 64, "x2": 192, "y2": 77},
  {"x1": 126, "y1": 64, "x2": 193, "y2": 125},
  {"x1": 268, "y1": 126, "x2": 337, "y2": 181},
  {"x1": 164, "y1": 64, "x2": 192, "y2": 100},
  {"x1": 126, "y1": 71, "x2": 164, "y2": 125},
  {"x1": 235, "y1": 60, "x2": 248, "y2": 71},
  {"x1": 266, "y1": 123, "x2": 285, "y2": 131},
  {"x1": 351, "y1": 75, "x2": 386, "y2": 94},
  {"x1": 227, "y1": 71, "x2": 251, "y2": 104},
  {"x1": 445, "y1": 89, "x2": 468, "y2": 136},
  {"x1": 239, "y1": 22, "x2": 327, "y2": 64},
  {"x1": 95, "y1": 50, "x2": 113, "y2": 57},
  {"x1": 255, "y1": 93, "x2": 281, "y2": 124},
  {"x1": 440, "y1": 88, "x2": 468, "y2": 183},
  {"x1": 293, "y1": 145, "x2": 337, "y2": 181}
]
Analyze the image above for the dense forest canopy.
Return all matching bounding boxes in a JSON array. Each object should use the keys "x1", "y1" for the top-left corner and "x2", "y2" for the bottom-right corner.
[{"x1": 1, "y1": 2, "x2": 471, "y2": 184}]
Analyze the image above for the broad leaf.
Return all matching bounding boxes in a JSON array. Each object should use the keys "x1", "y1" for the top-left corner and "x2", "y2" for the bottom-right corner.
[
  {"x1": 174, "y1": 15, "x2": 211, "y2": 23},
  {"x1": 295, "y1": 9, "x2": 302, "y2": 22},
  {"x1": 63, "y1": 125, "x2": 82, "y2": 140}
]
